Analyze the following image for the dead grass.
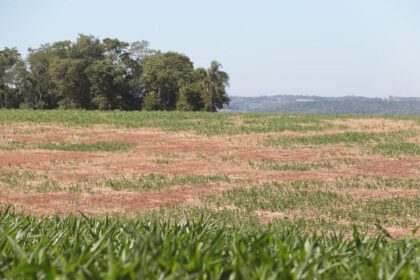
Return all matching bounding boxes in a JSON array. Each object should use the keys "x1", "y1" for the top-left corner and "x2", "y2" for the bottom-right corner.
[
  {"x1": 325, "y1": 118, "x2": 419, "y2": 132},
  {"x1": 0, "y1": 119, "x2": 419, "y2": 236}
]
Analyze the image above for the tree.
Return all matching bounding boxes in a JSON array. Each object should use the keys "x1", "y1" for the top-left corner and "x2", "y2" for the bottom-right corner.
[
  {"x1": 86, "y1": 62, "x2": 118, "y2": 109},
  {"x1": 142, "y1": 52, "x2": 194, "y2": 110},
  {"x1": 23, "y1": 41, "x2": 80, "y2": 109},
  {"x1": 0, "y1": 35, "x2": 229, "y2": 112},
  {"x1": 0, "y1": 48, "x2": 23, "y2": 108},
  {"x1": 202, "y1": 61, "x2": 230, "y2": 112},
  {"x1": 176, "y1": 82, "x2": 205, "y2": 111},
  {"x1": 122, "y1": 41, "x2": 151, "y2": 110}
]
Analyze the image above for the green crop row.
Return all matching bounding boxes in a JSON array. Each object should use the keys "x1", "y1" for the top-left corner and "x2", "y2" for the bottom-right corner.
[
  {"x1": 0, "y1": 141, "x2": 135, "y2": 153},
  {"x1": 0, "y1": 109, "x2": 336, "y2": 135},
  {"x1": 0, "y1": 207, "x2": 419, "y2": 279},
  {"x1": 102, "y1": 174, "x2": 230, "y2": 192}
]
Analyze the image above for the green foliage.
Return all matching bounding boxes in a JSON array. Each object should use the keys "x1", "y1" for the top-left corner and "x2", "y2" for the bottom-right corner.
[
  {"x1": 0, "y1": 208, "x2": 419, "y2": 279},
  {"x1": 176, "y1": 82, "x2": 205, "y2": 111},
  {"x1": 0, "y1": 47, "x2": 24, "y2": 108},
  {"x1": 202, "y1": 61, "x2": 230, "y2": 112},
  {"x1": 1, "y1": 35, "x2": 230, "y2": 112},
  {"x1": 141, "y1": 52, "x2": 194, "y2": 110},
  {"x1": 141, "y1": 91, "x2": 160, "y2": 111}
]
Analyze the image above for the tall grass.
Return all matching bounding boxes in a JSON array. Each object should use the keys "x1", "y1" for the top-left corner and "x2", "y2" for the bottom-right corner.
[{"x1": 0, "y1": 207, "x2": 419, "y2": 279}]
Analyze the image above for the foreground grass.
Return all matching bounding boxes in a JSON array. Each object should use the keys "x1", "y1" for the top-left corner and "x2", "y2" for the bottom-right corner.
[{"x1": 0, "y1": 208, "x2": 419, "y2": 279}]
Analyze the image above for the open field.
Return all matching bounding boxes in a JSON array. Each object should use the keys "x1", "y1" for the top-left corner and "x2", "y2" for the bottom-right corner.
[{"x1": 0, "y1": 110, "x2": 419, "y2": 278}]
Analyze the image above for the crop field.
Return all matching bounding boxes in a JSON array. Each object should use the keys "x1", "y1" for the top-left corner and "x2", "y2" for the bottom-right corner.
[{"x1": 0, "y1": 110, "x2": 419, "y2": 278}]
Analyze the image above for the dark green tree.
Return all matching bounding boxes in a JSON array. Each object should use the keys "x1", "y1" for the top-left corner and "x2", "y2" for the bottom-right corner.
[
  {"x1": 176, "y1": 82, "x2": 205, "y2": 111},
  {"x1": 0, "y1": 47, "x2": 23, "y2": 108},
  {"x1": 142, "y1": 52, "x2": 194, "y2": 110},
  {"x1": 1, "y1": 35, "x2": 229, "y2": 112},
  {"x1": 202, "y1": 61, "x2": 230, "y2": 112}
]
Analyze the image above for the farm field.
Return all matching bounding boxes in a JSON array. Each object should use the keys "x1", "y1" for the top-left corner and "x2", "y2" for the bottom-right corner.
[{"x1": 0, "y1": 110, "x2": 419, "y2": 278}]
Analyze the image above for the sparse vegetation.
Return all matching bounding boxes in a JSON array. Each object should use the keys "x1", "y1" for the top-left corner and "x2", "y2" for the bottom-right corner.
[
  {"x1": 0, "y1": 170, "x2": 61, "y2": 192},
  {"x1": 102, "y1": 174, "x2": 230, "y2": 192},
  {"x1": 204, "y1": 177, "x2": 420, "y2": 232},
  {"x1": 265, "y1": 130, "x2": 416, "y2": 147},
  {"x1": 0, "y1": 141, "x2": 135, "y2": 152},
  {"x1": 250, "y1": 159, "x2": 334, "y2": 171},
  {"x1": 373, "y1": 142, "x2": 420, "y2": 156},
  {"x1": 36, "y1": 142, "x2": 135, "y2": 152}
]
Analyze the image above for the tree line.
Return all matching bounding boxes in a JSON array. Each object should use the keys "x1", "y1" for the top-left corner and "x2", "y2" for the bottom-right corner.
[{"x1": 0, "y1": 35, "x2": 229, "y2": 111}]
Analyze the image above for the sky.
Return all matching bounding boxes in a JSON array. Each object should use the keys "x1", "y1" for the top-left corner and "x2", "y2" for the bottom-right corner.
[{"x1": 1, "y1": 0, "x2": 420, "y2": 97}]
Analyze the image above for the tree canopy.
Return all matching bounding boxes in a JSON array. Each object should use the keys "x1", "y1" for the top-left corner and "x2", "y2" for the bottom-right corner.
[{"x1": 0, "y1": 35, "x2": 230, "y2": 111}]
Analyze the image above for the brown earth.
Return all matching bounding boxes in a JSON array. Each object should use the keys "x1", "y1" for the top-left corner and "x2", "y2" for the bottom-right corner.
[{"x1": 0, "y1": 121, "x2": 419, "y2": 236}]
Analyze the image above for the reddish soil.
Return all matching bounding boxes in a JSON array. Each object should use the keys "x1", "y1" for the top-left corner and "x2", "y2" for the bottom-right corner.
[
  {"x1": 0, "y1": 122, "x2": 419, "y2": 236},
  {"x1": 0, "y1": 184, "x2": 234, "y2": 215}
]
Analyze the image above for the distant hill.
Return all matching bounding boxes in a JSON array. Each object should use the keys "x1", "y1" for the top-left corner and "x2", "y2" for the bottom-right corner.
[{"x1": 224, "y1": 95, "x2": 420, "y2": 115}]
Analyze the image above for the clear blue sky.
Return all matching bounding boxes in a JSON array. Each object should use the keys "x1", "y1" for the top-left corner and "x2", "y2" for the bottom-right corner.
[{"x1": 1, "y1": 0, "x2": 420, "y2": 97}]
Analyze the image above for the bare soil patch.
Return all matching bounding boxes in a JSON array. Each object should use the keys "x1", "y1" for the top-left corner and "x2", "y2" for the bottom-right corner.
[
  {"x1": 0, "y1": 183, "x2": 236, "y2": 215},
  {"x1": 1, "y1": 122, "x2": 419, "y2": 238},
  {"x1": 325, "y1": 118, "x2": 419, "y2": 132}
]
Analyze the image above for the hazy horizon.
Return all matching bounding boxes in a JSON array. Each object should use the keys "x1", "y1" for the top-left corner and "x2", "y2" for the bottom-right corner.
[
  {"x1": 1, "y1": 0, "x2": 419, "y2": 98},
  {"x1": 229, "y1": 93, "x2": 419, "y2": 98}
]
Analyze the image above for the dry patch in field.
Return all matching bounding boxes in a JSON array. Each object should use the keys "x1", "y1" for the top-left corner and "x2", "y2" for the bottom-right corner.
[
  {"x1": 0, "y1": 183, "x2": 238, "y2": 215},
  {"x1": 325, "y1": 118, "x2": 419, "y2": 132},
  {"x1": 0, "y1": 120, "x2": 419, "y2": 236}
]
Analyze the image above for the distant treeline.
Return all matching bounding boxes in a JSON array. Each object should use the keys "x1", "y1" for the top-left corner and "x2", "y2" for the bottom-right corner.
[
  {"x1": 226, "y1": 95, "x2": 420, "y2": 115},
  {"x1": 0, "y1": 35, "x2": 229, "y2": 111}
]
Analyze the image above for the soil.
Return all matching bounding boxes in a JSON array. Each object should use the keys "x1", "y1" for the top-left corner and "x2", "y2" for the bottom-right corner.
[{"x1": 0, "y1": 121, "x2": 419, "y2": 236}]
